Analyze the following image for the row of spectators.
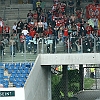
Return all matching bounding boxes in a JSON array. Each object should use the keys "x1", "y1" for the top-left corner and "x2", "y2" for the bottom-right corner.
[{"x1": 0, "y1": 0, "x2": 100, "y2": 57}]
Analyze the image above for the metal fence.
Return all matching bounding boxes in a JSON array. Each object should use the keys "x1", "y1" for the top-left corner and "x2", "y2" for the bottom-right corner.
[
  {"x1": 1, "y1": 36, "x2": 100, "y2": 62},
  {"x1": 51, "y1": 64, "x2": 100, "y2": 100}
]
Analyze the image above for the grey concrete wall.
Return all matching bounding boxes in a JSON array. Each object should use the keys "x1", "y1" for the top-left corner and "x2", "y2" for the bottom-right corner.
[
  {"x1": 40, "y1": 53, "x2": 100, "y2": 65},
  {"x1": 24, "y1": 53, "x2": 100, "y2": 100},
  {"x1": 24, "y1": 55, "x2": 48, "y2": 100}
]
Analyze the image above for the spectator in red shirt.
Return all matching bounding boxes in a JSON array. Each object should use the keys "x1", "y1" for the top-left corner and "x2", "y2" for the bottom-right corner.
[
  {"x1": 29, "y1": 28, "x2": 36, "y2": 38},
  {"x1": 3, "y1": 24, "x2": 10, "y2": 39},
  {"x1": 19, "y1": 33, "x2": 25, "y2": 53},
  {"x1": 33, "y1": 10, "x2": 38, "y2": 20},
  {"x1": 97, "y1": 29, "x2": 100, "y2": 37},
  {"x1": 62, "y1": 26, "x2": 68, "y2": 43}
]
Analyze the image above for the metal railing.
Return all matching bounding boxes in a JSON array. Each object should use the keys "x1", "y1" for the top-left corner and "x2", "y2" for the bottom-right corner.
[{"x1": 1, "y1": 36, "x2": 100, "y2": 63}]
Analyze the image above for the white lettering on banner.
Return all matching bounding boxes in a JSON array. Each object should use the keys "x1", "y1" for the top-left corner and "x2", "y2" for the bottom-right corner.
[{"x1": 0, "y1": 91, "x2": 15, "y2": 97}]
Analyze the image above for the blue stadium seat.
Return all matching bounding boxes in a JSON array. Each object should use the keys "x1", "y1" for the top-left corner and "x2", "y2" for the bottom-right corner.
[
  {"x1": 21, "y1": 73, "x2": 27, "y2": 79},
  {"x1": 16, "y1": 83, "x2": 22, "y2": 88},
  {"x1": 8, "y1": 67, "x2": 13, "y2": 74},
  {"x1": 16, "y1": 70, "x2": 21, "y2": 74},
  {"x1": 0, "y1": 62, "x2": 4, "y2": 66},
  {"x1": 19, "y1": 67, "x2": 23, "y2": 70},
  {"x1": 3, "y1": 80, "x2": 9, "y2": 88},
  {"x1": 15, "y1": 77, "x2": 19, "y2": 82},
  {"x1": 9, "y1": 75, "x2": 14, "y2": 82},
  {"x1": 12, "y1": 70, "x2": 17, "y2": 75},
  {"x1": 21, "y1": 63, "x2": 25, "y2": 67},
  {"x1": 24, "y1": 67, "x2": 30, "y2": 74},
  {"x1": 0, "y1": 69, "x2": 4, "y2": 79},
  {"x1": 25, "y1": 63, "x2": 31, "y2": 68},
  {"x1": 13, "y1": 67, "x2": 18, "y2": 72},
  {"x1": 12, "y1": 79, "x2": 17, "y2": 86},
  {"x1": 5, "y1": 63, "x2": 9, "y2": 69},
  {"x1": 32, "y1": 63, "x2": 34, "y2": 66},
  {"x1": 21, "y1": 70, "x2": 26, "y2": 74},
  {"x1": 3, "y1": 76, "x2": 8, "y2": 79},
  {"x1": 15, "y1": 63, "x2": 20, "y2": 66},
  {"x1": 0, "y1": 68, "x2": 4, "y2": 73},
  {"x1": 0, "y1": 79, "x2": 3, "y2": 84},
  {"x1": 9, "y1": 64, "x2": 15, "y2": 69}
]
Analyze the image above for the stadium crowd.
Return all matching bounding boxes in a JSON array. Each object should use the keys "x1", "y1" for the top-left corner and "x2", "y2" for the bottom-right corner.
[{"x1": 0, "y1": 0, "x2": 100, "y2": 57}]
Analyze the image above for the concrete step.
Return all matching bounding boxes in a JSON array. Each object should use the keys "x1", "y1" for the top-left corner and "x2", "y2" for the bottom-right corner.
[{"x1": 9, "y1": 4, "x2": 33, "y2": 9}]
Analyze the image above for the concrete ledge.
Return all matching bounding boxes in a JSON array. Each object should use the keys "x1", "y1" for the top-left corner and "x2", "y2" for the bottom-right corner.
[{"x1": 40, "y1": 53, "x2": 100, "y2": 65}]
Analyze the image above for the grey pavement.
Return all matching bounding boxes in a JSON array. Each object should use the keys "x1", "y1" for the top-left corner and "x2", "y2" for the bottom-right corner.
[{"x1": 74, "y1": 90, "x2": 100, "y2": 100}]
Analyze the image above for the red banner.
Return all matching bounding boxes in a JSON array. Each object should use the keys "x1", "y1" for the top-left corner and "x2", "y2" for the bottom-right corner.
[{"x1": 86, "y1": 4, "x2": 100, "y2": 20}]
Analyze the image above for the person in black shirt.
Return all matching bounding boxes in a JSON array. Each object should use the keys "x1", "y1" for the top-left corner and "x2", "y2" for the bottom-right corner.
[
  {"x1": 27, "y1": 10, "x2": 33, "y2": 23},
  {"x1": 68, "y1": 0, "x2": 74, "y2": 15},
  {"x1": 36, "y1": 5, "x2": 42, "y2": 21}
]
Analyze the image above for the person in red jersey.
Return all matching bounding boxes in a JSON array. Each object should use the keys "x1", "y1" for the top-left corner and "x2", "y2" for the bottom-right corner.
[
  {"x1": 33, "y1": 10, "x2": 38, "y2": 20},
  {"x1": 29, "y1": 28, "x2": 36, "y2": 38},
  {"x1": 86, "y1": 23, "x2": 94, "y2": 36},
  {"x1": 97, "y1": 29, "x2": 100, "y2": 37},
  {"x1": 3, "y1": 24, "x2": 10, "y2": 39},
  {"x1": 19, "y1": 33, "x2": 25, "y2": 53},
  {"x1": 63, "y1": 26, "x2": 68, "y2": 43}
]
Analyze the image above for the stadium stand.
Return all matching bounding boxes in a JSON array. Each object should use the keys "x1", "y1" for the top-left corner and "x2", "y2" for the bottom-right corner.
[{"x1": 0, "y1": 62, "x2": 34, "y2": 88}]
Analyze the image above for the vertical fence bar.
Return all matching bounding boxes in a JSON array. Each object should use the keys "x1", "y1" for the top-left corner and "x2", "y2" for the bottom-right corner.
[
  {"x1": 81, "y1": 37, "x2": 83, "y2": 53},
  {"x1": 68, "y1": 38, "x2": 70, "y2": 53},
  {"x1": 41, "y1": 38, "x2": 44, "y2": 54},
  {"x1": 94, "y1": 37, "x2": 96, "y2": 53},
  {"x1": 37, "y1": 39, "x2": 39, "y2": 54},
  {"x1": 1, "y1": 50, "x2": 3, "y2": 62},
  {"x1": 55, "y1": 39, "x2": 57, "y2": 53},
  {"x1": 24, "y1": 39, "x2": 26, "y2": 62},
  {"x1": 11, "y1": 41, "x2": 14, "y2": 63}
]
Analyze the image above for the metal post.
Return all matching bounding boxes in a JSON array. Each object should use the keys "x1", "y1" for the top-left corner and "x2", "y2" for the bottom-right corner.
[
  {"x1": 79, "y1": 64, "x2": 84, "y2": 90},
  {"x1": 94, "y1": 37, "x2": 96, "y2": 53},
  {"x1": 68, "y1": 38, "x2": 70, "y2": 53},
  {"x1": 24, "y1": 39, "x2": 26, "y2": 62},
  {"x1": 11, "y1": 41, "x2": 14, "y2": 63},
  {"x1": 48, "y1": 66, "x2": 51, "y2": 100},
  {"x1": 81, "y1": 37, "x2": 83, "y2": 53},
  {"x1": 62, "y1": 65, "x2": 68, "y2": 100},
  {"x1": 10, "y1": 0, "x2": 11, "y2": 4},
  {"x1": 1, "y1": 50, "x2": 3, "y2": 62},
  {"x1": 95, "y1": 67, "x2": 97, "y2": 89},
  {"x1": 41, "y1": 38, "x2": 44, "y2": 54},
  {"x1": 37, "y1": 39, "x2": 39, "y2": 54},
  {"x1": 54, "y1": 39, "x2": 56, "y2": 53}
]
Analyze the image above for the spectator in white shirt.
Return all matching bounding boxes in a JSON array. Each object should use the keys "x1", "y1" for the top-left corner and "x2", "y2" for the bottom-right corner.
[
  {"x1": 12, "y1": 22, "x2": 17, "y2": 33},
  {"x1": 21, "y1": 27, "x2": 29, "y2": 36}
]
